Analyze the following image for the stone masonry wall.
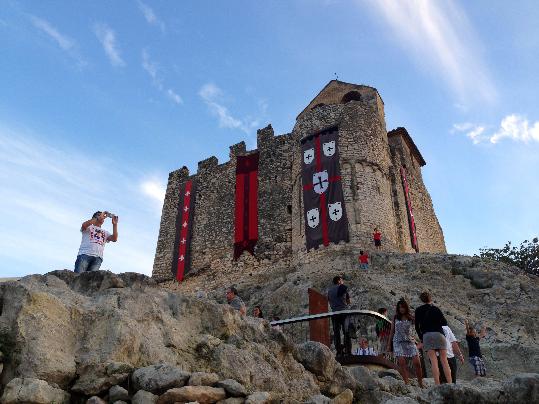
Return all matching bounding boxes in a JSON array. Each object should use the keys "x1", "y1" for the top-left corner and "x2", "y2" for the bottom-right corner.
[
  {"x1": 388, "y1": 133, "x2": 446, "y2": 253},
  {"x1": 152, "y1": 125, "x2": 294, "y2": 282}
]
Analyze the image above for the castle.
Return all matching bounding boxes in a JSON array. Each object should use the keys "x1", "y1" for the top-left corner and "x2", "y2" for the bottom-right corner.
[{"x1": 152, "y1": 80, "x2": 446, "y2": 282}]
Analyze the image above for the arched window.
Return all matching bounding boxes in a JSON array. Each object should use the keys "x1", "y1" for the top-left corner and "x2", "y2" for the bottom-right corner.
[{"x1": 341, "y1": 91, "x2": 362, "y2": 103}]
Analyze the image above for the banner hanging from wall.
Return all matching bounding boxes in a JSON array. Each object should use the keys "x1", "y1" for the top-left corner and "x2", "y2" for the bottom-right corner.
[
  {"x1": 301, "y1": 127, "x2": 349, "y2": 250},
  {"x1": 234, "y1": 152, "x2": 259, "y2": 259},
  {"x1": 172, "y1": 180, "x2": 196, "y2": 282},
  {"x1": 400, "y1": 167, "x2": 419, "y2": 252}
]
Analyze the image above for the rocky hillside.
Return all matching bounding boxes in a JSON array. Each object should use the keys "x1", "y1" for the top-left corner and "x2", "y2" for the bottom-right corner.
[
  {"x1": 0, "y1": 260, "x2": 537, "y2": 404},
  {"x1": 168, "y1": 251, "x2": 539, "y2": 381}
]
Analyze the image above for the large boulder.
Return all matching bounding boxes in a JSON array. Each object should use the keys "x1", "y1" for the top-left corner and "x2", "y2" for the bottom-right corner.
[
  {"x1": 132, "y1": 390, "x2": 158, "y2": 404},
  {"x1": 293, "y1": 342, "x2": 337, "y2": 380},
  {"x1": 216, "y1": 379, "x2": 248, "y2": 397},
  {"x1": 189, "y1": 371, "x2": 220, "y2": 386},
  {"x1": 131, "y1": 364, "x2": 190, "y2": 394},
  {"x1": 109, "y1": 385, "x2": 130, "y2": 402},
  {"x1": 501, "y1": 373, "x2": 539, "y2": 403},
  {"x1": 0, "y1": 377, "x2": 70, "y2": 404},
  {"x1": 157, "y1": 386, "x2": 227, "y2": 404}
]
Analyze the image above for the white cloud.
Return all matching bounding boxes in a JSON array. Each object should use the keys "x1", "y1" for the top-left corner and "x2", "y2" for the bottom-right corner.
[
  {"x1": 365, "y1": 0, "x2": 497, "y2": 105},
  {"x1": 29, "y1": 15, "x2": 86, "y2": 67},
  {"x1": 94, "y1": 23, "x2": 125, "y2": 67},
  {"x1": 141, "y1": 179, "x2": 166, "y2": 203},
  {"x1": 452, "y1": 114, "x2": 539, "y2": 144},
  {"x1": 0, "y1": 125, "x2": 164, "y2": 276},
  {"x1": 141, "y1": 49, "x2": 183, "y2": 105},
  {"x1": 30, "y1": 16, "x2": 74, "y2": 50},
  {"x1": 142, "y1": 49, "x2": 160, "y2": 85},
  {"x1": 166, "y1": 88, "x2": 182, "y2": 104},
  {"x1": 137, "y1": 0, "x2": 165, "y2": 32},
  {"x1": 199, "y1": 83, "x2": 259, "y2": 134}
]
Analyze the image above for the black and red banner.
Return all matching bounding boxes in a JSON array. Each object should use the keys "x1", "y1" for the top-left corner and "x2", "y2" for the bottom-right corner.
[
  {"x1": 234, "y1": 152, "x2": 259, "y2": 260},
  {"x1": 400, "y1": 167, "x2": 419, "y2": 252},
  {"x1": 172, "y1": 180, "x2": 196, "y2": 281},
  {"x1": 301, "y1": 128, "x2": 349, "y2": 250}
]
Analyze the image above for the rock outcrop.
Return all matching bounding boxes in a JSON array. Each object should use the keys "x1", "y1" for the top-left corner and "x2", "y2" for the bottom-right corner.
[
  {"x1": 0, "y1": 271, "x2": 319, "y2": 401},
  {"x1": 0, "y1": 253, "x2": 538, "y2": 403},
  {"x1": 173, "y1": 251, "x2": 539, "y2": 381}
]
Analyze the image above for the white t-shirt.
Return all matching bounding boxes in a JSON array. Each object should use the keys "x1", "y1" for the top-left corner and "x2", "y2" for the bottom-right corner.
[
  {"x1": 437, "y1": 325, "x2": 457, "y2": 358},
  {"x1": 77, "y1": 224, "x2": 110, "y2": 258}
]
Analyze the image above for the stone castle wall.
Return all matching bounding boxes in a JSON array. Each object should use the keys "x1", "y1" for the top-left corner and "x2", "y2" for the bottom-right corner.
[{"x1": 152, "y1": 81, "x2": 446, "y2": 281}]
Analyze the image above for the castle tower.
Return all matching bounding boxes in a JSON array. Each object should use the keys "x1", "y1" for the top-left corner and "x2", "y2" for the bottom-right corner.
[
  {"x1": 291, "y1": 81, "x2": 400, "y2": 259},
  {"x1": 151, "y1": 80, "x2": 446, "y2": 282}
]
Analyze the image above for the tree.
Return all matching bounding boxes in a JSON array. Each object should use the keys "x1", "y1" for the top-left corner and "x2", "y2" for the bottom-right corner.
[{"x1": 478, "y1": 237, "x2": 539, "y2": 276}]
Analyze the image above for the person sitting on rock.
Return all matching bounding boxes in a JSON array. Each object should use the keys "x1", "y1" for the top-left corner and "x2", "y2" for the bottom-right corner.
[
  {"x1": 373, "y1": 227, "x2": 382, "y2": 250},
  {"x1": 353, "y1": 338, "x2": 377, "y2": 356},
  {"x1": 414, "y1": 291, "x2": 452, "y2": 385},
  {"x1": 253, "y1": 306, "x2": 264, "y2": 319},
  {"x1": 226, "y1": 287, "x2": 246, "y2": 316},
  {"x1": 327, "y1": 275, "x2": 352, "y2": 357},
  {"x1": 74, "y1": 211, "x2": 118, "y2": 273},
  {"x1": 465, "y1": 320, "x2": 487, "y2": 377},
  {"x1": 358, "y1": 250, "x2": 369, "y2": 270},
  {"x1": 389, "y1": 298, "x2": 424, "y2": 388}
]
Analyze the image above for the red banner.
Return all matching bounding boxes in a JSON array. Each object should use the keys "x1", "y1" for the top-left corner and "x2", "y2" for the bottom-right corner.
[
  {"x1": 400, "y1": 167, "x2": 419, "y2": 252},
  {"x1": 234, "y1": 153, "x2": 259, "y2": 260},
  {"x1": 172, "y1": 180, "x2": 196, "y2": 281}
]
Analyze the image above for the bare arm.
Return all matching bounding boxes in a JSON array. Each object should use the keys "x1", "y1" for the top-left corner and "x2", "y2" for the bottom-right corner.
[
  {"x1": 107, "y1": 215, "x2": 119, "y2": 242},
  {"x1": 479, "y1": 325, "x2": 487, "y2": 339},
  {"x1": 388, "y1": 319, "x2": 395, "y2": 352},
  {"x1": 452, "y1": 341, "x2": 465, "y2": 363},
  {"x1": 81, "y1": 217, "x2": 98, "y2": 231},
  {"x1": 239, "y1": 304, "x2": 246, "y2": 316}
]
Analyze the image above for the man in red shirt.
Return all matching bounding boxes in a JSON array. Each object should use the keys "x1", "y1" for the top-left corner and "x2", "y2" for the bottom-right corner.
[
  {"x1": 373, "y1": 227, "x2": 382, "y2": 250},
  {"x1": 359, "y1": 250, "x2": 369, "y2": 270}
]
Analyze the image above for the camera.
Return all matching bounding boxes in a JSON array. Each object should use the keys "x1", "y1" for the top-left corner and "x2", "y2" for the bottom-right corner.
[{"x1": 105, "y1": 212, "x2": 116, "y2": 219}]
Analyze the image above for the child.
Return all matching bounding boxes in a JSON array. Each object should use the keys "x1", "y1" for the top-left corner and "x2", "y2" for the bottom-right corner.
[
  {"x1": 465, "y1": 320, "x2": 487, "y2": 377},
  {"x1": 373, "y1": 227, "x2": 382, "y2": 250},
  {"x1": 358, "y1": 250, "x2": 369, "y2": 270}
]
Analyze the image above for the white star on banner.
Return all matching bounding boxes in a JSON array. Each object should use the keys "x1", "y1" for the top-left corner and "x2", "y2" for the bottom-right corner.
[
  {"x1": 185, "y1": 190, "x2": 190, "y2": 196},
  {"x1": 179, "y1": 255, "x2": 184, "y2": 261},
  {"x1": 180, "y1": 238, "x2": 186, "y2": 244},
  {"x1": 182, "y1": 221, "x2": 187, "y2": 228},
  {"x1": 184, "y1": 206, "x2": 189, "y2": 212}
]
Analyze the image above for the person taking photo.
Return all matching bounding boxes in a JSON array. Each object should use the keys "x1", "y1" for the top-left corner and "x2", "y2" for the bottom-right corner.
[{"x1": 74, "y1": 211, "x2": 118, "y2": 273}]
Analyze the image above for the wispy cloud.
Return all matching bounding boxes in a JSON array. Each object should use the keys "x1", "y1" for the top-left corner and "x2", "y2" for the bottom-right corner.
[
  {"x1": 0, "y1": 125, "x2": 164, "y2": 276},
  {"x1": 199, "y1": 83, "x2": 260, "y2": 134},
  {"x1": 137, "y1": 0, "x2": 165, "y2": 32},
  {"x1": 141, "y1": 49, "x2": 183, "y2": 104},
  {"x1": 29, "y1": 15, "x2": 86, "y2": 67},
  {"x1": 93, "y1": 23, "x2": 125, "y2": 67},
  {"x1": 452, "y1": 114, "x2": 539, "y2": 144},
  {"x1": 365, "y1": 0, "x2": 497, "y2": 105}
]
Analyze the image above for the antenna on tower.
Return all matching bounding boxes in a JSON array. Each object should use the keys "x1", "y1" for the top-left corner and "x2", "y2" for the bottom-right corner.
[{"x1": 334, "y1": 72, "x2": 339, "y2": 81}]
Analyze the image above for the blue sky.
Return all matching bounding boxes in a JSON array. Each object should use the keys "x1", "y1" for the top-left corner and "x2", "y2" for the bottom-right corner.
[{"x1": 1, "y1": 0, "x2": 538, "y2": 277}]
